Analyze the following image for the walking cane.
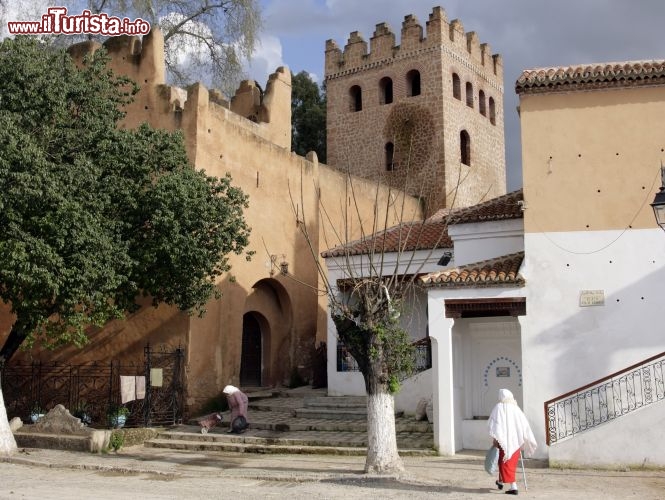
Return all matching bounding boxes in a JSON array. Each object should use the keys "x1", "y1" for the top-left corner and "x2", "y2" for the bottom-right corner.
[{"x1": 519, "y1": 450, "x2": 528, "y2": 491}]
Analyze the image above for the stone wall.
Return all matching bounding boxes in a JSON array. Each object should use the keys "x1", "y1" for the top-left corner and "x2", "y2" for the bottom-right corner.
[{"x1": 0, "y1": 28, "x2": 422, "y2": 415}]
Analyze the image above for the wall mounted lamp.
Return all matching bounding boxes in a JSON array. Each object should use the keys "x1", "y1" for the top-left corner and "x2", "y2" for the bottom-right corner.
[{"x1": 651, "y1": 165, "x2": 665, "y2": 232}]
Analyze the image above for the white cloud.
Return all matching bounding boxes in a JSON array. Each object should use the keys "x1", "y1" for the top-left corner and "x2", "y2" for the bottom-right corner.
[{"x1": 244, "y1": 33, "x2": 285, "y2": 85}]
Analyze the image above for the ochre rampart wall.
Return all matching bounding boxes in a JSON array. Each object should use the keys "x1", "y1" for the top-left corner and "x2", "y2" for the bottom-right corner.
[{"x1": 0, "y1": 28, "x2": 422, "y2": 415}]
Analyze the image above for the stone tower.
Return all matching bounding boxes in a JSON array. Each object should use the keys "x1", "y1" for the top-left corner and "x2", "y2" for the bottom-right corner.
[{"x1": 325, "y1": 7, "x2": 506, "y2": 215}]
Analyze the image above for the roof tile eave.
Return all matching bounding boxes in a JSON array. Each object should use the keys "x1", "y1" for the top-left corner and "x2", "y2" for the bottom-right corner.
[
  {"x1": 419, "y1": 280, "x2": 525, "y2": 289},
  {"x1": 516, "y1": 59, "x2": 665, "y2": 95},
  {"x1": 417, "y1": 251, "x2": 525, "y2": 289}
]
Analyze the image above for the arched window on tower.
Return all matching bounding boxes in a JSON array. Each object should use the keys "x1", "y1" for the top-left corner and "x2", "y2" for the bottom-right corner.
[
  {"x1": 466, "y1": 82, "x2": 474, "y2": 108},
  {"x1": 479, "y1": 90, "x2": 486, "y2": 117},
  {"x1": 452, "y1": 73, "x2": 461, "y2": 100},
  {"x1": 406, "y1": 70, "x2": 421, "y2": 96},
  {"x1": 489, "y1": 97, "x2": 496, "y2": 125},
  {"x1": 379, "y1": 77, "x2": 393, "y2": 105},
  {"x1": 460, "y1": 130, "x2": 471, "y2": 166},
  {"x1": 350, "y1": 85, "x2": 362, "y2": 112},
  {"x1": 385, "y1": 142, "x2": 395, "y2": 171}
]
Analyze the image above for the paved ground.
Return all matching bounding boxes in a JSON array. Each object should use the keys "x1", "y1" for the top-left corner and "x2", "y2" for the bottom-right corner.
[{"x1": 2, "y1": 446, "x2": 664, "y2": 499}]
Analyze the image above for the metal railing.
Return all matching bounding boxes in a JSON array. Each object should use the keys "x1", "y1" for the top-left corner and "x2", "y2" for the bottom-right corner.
[
  {"x1": 336, "y1": 336, "x2": 432, "y2": 374},
  {"x1": 544, "y1": 351, "x2": 665, "y2": 445},
  {"x1": 1, "y1": 344, "x2": 184, "y2": 428}
]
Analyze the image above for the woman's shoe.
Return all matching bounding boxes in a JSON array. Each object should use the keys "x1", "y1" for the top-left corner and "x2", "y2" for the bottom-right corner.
[
  {"x1": 495, "y1": 481, "x2": 503, "y2": 490},
  {"x1": 505, "y1": 489, "x2": 518, "y2": 495}
]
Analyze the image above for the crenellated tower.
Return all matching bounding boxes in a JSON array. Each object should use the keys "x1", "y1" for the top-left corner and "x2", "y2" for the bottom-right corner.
[{"x1": 325, "y1": 6, "x2": 506, "y2": 215}]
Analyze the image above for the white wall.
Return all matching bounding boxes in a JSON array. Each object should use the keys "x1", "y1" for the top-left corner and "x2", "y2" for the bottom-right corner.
[
  {"x1": 428, "y1": 287, "x2": 526, "y2": 455},
  {"x1": 521, "y1": 229, "x2": 665, "y2": 462},
  {"x1": 448, "y1": 219, "x2": 524, "y2": 266},
  {"x1": 549, "y1": 400, "x2": 665, "y2": 468},
  {"x1": 394, "y1": 369, "x2": 432, "y2": 415},
  {"x1": 325, "y1": 252, "x2": 444, "y2": 397}
]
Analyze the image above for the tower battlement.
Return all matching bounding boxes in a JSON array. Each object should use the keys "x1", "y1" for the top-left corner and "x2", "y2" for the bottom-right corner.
[
  {"x1": 325, "y1": 6, "x2": 506, "y2": 215},
  {"x1": 325, "y1": 6, "x2": 502, "y2": 80}
]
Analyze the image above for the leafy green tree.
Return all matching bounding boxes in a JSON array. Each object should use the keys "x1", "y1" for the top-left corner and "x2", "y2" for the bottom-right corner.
[
  {"x1": 0, "y1": 37, "x2": 251, "y2": 368},
  {"x1": 291, "y1": 71, "x2": 326, "y2": 162}
]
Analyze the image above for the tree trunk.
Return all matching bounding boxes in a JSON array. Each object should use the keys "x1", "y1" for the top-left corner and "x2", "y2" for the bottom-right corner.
[
  {"x1": 364, "y1": 349, "x2": 404, "y2": 474},
  {"x1": 365, "y1": 389, "x2": 404, "y2": 473},
  {"x1": 0, "y1": 374, "x2": 18, "y2": 456},
  {"x1": 0, "y1": 319, "x2": 32, "y2": 368},
  {"x1": 0, "y1": 319, "x2": 32, "y2": 457},
  {"x1": 333, "y1": 315, "x2": 404, "y2": 474}
]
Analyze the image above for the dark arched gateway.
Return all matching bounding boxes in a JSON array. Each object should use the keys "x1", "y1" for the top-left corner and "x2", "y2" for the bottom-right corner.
[{"x1": 240, "y1": 313, "x2": 262, "y2": 387}]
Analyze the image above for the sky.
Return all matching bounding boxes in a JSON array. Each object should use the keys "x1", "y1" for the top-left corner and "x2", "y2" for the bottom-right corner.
[
  {"x1": 251, "y1": 0, "x2": 665, "y2": 191},
  {"x1": 3, "y1": 1, "x2": 664, "y2": 191}
]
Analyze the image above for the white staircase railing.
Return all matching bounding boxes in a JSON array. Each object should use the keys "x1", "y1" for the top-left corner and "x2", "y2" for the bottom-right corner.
[{"x1": 544, "y1": 351, "x2": 665, "y2": 445}]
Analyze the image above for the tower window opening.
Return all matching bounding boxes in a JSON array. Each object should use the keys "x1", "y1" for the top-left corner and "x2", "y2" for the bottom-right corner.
[
  {"x1": 407, "y1": 70, "x2": 421, "y2": 96},
  {"x1": 479, "y1": 90, "x2": 486, "y2": 117},
  {"x1": 350, "y1": 85, "x2": 363, "y2": 112},
  {"x1": 460, "y1": 130, "x2": 471, "y2": 166},
  {"x1": 466, "y1": 82, "x2": 474, "y2": 108},
  {"x1": 489, "y1": 97, "x2": 496, "y2": 125},
  {"x1": 385, "y1": 142, "x2": 396, "y2": 171},
  {"x1": 379, "y1": 77, "x2": 393, "y2": 105},
  {"x1": 452, "y1": 73, "x2": 461, "y2": 100}
]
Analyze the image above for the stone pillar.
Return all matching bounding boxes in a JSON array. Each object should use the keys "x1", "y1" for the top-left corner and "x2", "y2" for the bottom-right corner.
[{"x1": 428, "y1": 295, "x2": 455, "y2": 455}]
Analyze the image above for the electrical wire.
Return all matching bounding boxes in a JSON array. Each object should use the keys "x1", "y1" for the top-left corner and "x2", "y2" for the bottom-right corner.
[{"x1": 534, "y1": 165, "x2": 662, "y2": 255}]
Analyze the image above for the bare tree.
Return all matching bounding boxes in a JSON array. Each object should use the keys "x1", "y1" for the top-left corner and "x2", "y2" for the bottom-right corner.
[
  {"x1": 67, "y1": 0, "x2": 262, "y2": 94},
  {"x1": 285, "y1": 103, "x2": 471, "y2": 473}
]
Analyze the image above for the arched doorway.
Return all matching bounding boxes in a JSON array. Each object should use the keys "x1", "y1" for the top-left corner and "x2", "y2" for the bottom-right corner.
[{"x1": 240, "y1": 313, "x2": 262, "y2": 387}]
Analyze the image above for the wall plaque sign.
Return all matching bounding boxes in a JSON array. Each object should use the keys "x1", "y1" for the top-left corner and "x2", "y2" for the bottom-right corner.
[{"x1": 579, "y1": 290, "x2": 604, "y2": 307}]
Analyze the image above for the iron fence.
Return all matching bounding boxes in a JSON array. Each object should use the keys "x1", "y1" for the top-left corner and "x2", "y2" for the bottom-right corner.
[
  {"x1": 336, "y1": 336, "x2": 432, "y2": 375},
  {"x1": 544, "y1": 351, "x2": 665, "y2": 445},
  {"x1": 1, "y1": 343, "x2": 184, "y2": 428}
]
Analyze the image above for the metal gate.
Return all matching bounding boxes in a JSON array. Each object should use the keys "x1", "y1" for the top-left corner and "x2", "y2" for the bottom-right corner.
[{"x1": 1, "y1": 343, "x2": 185, "y2": 428}]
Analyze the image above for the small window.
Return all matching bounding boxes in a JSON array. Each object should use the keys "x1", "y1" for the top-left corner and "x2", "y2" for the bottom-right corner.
[
  {"x1": 350, "y1": 85, "x2": 362, "y2": 112},
  {"x1": 465, "y1": 82, "x2": 473, "y2": 108},
  {"x1": 489, "y1": 97, "x2": 496, "y2": 125},
  {"x1": 460, "y1": 130, "x2": 471, "y2": 166},
  {"x1": 452, "y1": 73, "x2": 461, "y2": 100},
  {"x1": 479, "y1": 90, "x2": 486, "y2": 117},
  {"x1": 407, "y1": 70, "x2": 421, "y2": 96},
  {"x1": 385, "y1": 142, "x2": 395, "y2": 171},
  {"x1": 379, "y1": 77, "x2": 393, "y2": 105}
]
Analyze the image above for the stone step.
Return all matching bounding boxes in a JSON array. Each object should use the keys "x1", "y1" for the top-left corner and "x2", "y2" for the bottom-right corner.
[
  {"x1": 145, "y1": 438, "x2": 434, "y2": 456},
  {"x1": 304, "y1": 396, "x2": 367, "y2": 407},
  {"x1": 152, "y1": 430, "x2": 433, "y2": 449},
  {"x1": 187, "y1": 417, "x2": 432, "y2": 434},
  {"x1": 293, "y1": 407, "x2": 404, "y2": 420},
  {"x1": 178, "y1": 387, "x2": 433, "y2": 457},
  {"x1": 146, "y1": 427, "x2": 435, "y2": 456},
  {"x1": 249, "y1": 395, "x2": 367, "y2": 413},
  {"x1": 293, "y1": 407, "x2": 368, "y2": 419}
]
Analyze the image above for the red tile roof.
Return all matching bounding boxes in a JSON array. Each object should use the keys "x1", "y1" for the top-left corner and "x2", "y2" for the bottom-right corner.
[
  {"x1": 321, "y1": 190, "x2": 523, "y2": 258},
  {"x1": 321, "y1": 212, "x2": 453, "y2": 258},
  {"x1": 447, "y1": 189, "x2": 523, "y2": 225},
  {"x1": 419, "y1": 252, "x2": 525, "y2": 288},
  {"x1": 516, "y1": 60, "x2": 665, "y2": 95}
]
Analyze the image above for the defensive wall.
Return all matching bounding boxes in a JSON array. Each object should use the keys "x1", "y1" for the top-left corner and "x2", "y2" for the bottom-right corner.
[{"x1": 0, "y1": 28, "x2": 422, "y2": 414}]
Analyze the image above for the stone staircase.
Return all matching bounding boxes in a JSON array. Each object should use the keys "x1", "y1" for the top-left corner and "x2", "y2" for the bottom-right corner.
[{"x1": 145, "y1": 386, "x2": 435, "y2": 456}]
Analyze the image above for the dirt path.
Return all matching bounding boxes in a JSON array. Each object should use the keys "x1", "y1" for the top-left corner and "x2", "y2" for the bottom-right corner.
[{"x1": 1, "y1": 450, "x2": 664, "y2": 499}]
